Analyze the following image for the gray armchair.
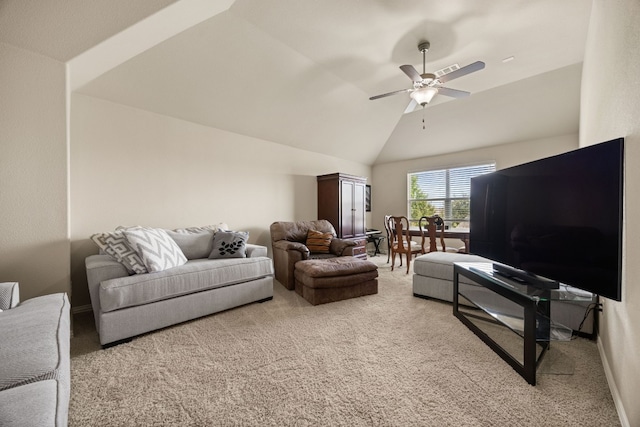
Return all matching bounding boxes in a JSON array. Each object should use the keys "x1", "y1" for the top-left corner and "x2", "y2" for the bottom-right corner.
[{"x1": 270, "y1": 220, "x2": 360, "y2": 290}]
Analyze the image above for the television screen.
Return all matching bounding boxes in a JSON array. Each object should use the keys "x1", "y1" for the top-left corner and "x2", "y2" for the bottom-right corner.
[{"x1": 469, "y1": 138, "x2": 624, "y2": 301}]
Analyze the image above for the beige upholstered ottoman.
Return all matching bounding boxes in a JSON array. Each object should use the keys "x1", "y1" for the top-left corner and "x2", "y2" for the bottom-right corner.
[{"x1": 294, "y1": 256, "x2": 378, "y2": 305}]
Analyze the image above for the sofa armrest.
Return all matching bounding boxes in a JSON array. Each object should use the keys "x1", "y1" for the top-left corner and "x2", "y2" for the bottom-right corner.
[
  {"x1": 85, "y1": 255, "x2": 129, "y2": 328},
  {"x1": 245, "y1": 243, "x2": 268, "y2": 258},
  {"x1": 0, "y1": 282, "x2": 20, "y2": 310},
  {"x1": 85, "y1": 255, "x2": 129, "y2": 283}
]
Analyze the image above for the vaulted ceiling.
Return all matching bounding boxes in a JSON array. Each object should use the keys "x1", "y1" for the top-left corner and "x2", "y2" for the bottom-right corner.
[{"x1": 0, "y1": 0, "x2": 591, "y2": 165}]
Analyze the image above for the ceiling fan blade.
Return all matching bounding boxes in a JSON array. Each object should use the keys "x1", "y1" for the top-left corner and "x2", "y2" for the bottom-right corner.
[
  {"x1": 369, "y1": 88, "x2": 411, "y2": 100},
  {"x1": 403, "y1": 98, "x2": 418, "y2": 114},
  {"x1": 400, "y1": 64, "x2": 422, "y2": 82},
  {"x1": 437, "y1": 87, "x2": 471, "y2": 98},
  {"x1": 438, "y1": 61, "x2": 485, "y2": 83}
]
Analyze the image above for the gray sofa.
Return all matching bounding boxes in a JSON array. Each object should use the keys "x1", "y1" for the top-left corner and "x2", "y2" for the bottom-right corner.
[
  {"x1": 86, "y1": 242, "x2": 274, "y2": 347},
  {"x1": 413, "y1": 252, "x2": 596, "y2": 336},
  {"x1": 0, "y1": 282, "x2": 70, "y2": 426}
]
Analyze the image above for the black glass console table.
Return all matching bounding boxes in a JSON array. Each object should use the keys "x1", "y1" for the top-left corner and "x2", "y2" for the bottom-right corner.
[{"x1": 453, "y1": 262, "x2": 595, "y2": 385}]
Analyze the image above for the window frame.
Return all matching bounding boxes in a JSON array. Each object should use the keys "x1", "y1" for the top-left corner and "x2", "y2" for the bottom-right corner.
[{"x1": 407, "y1": 162, "x2": 496, "y2": 229}]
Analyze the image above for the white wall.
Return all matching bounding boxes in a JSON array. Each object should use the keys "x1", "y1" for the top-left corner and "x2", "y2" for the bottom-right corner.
[
  {"x1": 580, "y1": 1, "x2": 640, "y2": 425},
  {"x1": 0, "y1": 42, "x2": 70, "y2": 301},
  {"x1": 370, "y1": 134, "x2": 579, "y2": 233},
  {"x1": 70, "y1": 93, "x2": 372, "y2": 307}
]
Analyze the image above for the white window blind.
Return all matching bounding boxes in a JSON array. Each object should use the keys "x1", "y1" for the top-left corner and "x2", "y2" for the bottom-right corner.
[{"x1": 408, "y1": 163, "x2": 496, "y2": 228}]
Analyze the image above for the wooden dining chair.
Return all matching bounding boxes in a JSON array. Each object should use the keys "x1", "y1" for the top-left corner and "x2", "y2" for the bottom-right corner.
[
  {"x1": 418, "y1": 215, "x2": 446, "y2": 253},
  {"x1": 387, "y1": 216, "x2": 423, "y2": 274},
  {"x1": 384, "y1": 215, "x2": 393, "y2": 264},
  {"x1": 419, "y1": 215, "x2": 462, "y2": 253}
]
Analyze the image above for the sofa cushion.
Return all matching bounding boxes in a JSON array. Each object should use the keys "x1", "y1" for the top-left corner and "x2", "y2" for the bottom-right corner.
[
  {"x1": 0, "y1": 293, "x2": 70, "y2": 426},
  {"x1": 209, "y1": 231, "x2": 249, "y2": 259},
  {"x1": 306, "y1": 229, "x2": 332, "y2": 254},
  {"x1": 91, "y1": 231, "x2": 148, "y2": 274},
  {"x1": 124, "y1": 227, "x2": 188, "y2": 272},
  {"x1": 99, "y1": 257, "x2": 274, "y2": 312},
  {"x1": 166, "y1": 229, "x2": 214, "y2": 260},
  {"x1": 173, "y1": 223, "x2": 229, "y2": 233},
  {"x1": 0, "y1": 380, "x2": 59, "y2": 426}
]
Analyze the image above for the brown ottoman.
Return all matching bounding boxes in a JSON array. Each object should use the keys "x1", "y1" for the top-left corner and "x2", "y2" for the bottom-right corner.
[{"x1": 294, "y1": 256, "x2": 378, "y2": 305}]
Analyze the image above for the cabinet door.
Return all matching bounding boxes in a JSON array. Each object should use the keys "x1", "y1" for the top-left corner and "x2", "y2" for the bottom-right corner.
[
  {"x1": 353, "y1": 182, "x2": 366, "y2": 237},
  {"x1": 341, "y1": 180, "x2": 355, "y2": 238}
]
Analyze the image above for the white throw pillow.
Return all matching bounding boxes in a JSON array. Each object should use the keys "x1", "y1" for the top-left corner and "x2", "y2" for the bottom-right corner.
[{"x1": 123, "y1": 227, "x2": 187, "y2": 272}]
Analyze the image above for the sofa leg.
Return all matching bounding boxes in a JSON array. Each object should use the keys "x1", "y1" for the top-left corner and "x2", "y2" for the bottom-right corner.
[
  {"x1": 102, "y1": 337, "x2": 133, "y2": 349},
  {"x1": 256, "y1": 296, "x2": 273, "y2": 303}
]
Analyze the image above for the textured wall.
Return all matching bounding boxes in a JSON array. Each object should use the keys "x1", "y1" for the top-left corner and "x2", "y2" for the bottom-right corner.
[
  {"x1": 580, "y1": 1, "x2": 640, "y2": 425},
  {"x1": 69, "y1": 93, "x2": 372, "y2": 308},
  {"x1": 0, "y1": 43, "x2": 70, "y2": 301}
]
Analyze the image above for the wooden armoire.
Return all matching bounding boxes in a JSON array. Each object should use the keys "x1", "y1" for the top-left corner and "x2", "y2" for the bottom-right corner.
[{"x1": 317, "y1": 173, "x2": 367, "y2": 258}]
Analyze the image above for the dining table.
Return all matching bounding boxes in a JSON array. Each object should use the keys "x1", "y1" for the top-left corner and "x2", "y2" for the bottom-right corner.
[{"x1": 407, "y1": 227, "x2": 470, "y2": 253}]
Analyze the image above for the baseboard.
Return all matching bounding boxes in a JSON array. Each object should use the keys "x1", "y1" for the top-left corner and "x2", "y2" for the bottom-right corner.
[
  {"x1": 72, "y1": 304, "x2": 93, "y2": 314},
  {"x1": 597, "y1": 336, "x2": 630, "y2": 427}
]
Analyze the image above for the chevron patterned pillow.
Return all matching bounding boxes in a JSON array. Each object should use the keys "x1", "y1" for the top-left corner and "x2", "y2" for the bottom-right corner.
[
  {"x1": 306, "y1": 229, "x2": 332, "y2": 254},
  {"x1": 123, "y1": 227, "x2": 187, "y2": 272},
  {"x1": 91, "y1": 231, "x2": 148, "y2": 274}
]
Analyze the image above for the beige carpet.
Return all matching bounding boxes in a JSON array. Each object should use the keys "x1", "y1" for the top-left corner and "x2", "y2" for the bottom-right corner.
[{"x1": 70, "y1": 257, "x2": 620, "y2": 426}]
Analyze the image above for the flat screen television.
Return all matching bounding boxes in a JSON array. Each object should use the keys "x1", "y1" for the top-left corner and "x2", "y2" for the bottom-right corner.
[{"x1": 469, "y1": 138, "x2": 624, "y2": 301}]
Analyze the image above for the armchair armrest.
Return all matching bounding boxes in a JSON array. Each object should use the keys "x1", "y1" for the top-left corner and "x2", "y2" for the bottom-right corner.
[
  {"x1": 272, "y1": 240, "x2": 310, "y2": 257},
  {"x1": 330, "y1": 238, "x2": 357, "y2": 256},
  {"x1": 0, "y1": 282, "x2": 20, "y2": 310},
  {"x1": 245, "y1": 243, "x2": 268, "y2": 258},
  {"x1": 271, "y1": 240, "x2": 311, "y2": 290}
]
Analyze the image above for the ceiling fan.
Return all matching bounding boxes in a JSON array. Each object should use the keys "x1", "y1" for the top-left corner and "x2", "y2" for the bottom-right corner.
[{"x1": 370, "y1": 41, "x2": 485, "y2": 114}]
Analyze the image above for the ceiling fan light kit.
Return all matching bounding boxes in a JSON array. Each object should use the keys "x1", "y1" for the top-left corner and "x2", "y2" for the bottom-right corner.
[
  {"x1": 369, "y1": 40, "x2": 485, "y2": 113},
  {"x1": 410, "y1": 86, "x2": 438, "y2": 106}
]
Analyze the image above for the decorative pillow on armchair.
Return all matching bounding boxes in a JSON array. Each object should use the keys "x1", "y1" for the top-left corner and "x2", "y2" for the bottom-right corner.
[
  {"x1": 209, "y1": 231, "x2": 249, "y2": 259},
  {"x1": 123, "y1": 227, "x2": 187, "y2": 272},
  {"x1": 306, "y1": 229, "x2": 332, "y2": 254}
]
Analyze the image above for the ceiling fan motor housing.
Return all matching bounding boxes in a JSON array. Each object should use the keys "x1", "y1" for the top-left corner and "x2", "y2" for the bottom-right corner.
[
  {"x1": 418, "y1": 41, "x2": 430, "y2": 53},
  {"x1": 420, "y1": 73, "x2": 436, "y2": 85}
]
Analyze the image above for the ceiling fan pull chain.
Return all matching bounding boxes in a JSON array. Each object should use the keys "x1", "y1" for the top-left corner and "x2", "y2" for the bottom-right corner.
[{"x1": 422, "y1": 108, "x2": 426, "y2": 130}]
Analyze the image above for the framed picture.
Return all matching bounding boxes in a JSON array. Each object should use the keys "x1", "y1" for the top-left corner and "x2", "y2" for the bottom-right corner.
[{"x1": 365, "y1": 185, "x2": 371, "y2": 212}]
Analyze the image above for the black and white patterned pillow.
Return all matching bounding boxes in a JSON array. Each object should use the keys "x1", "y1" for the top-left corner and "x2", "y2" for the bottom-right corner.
[
  {"x1": 90, "y1": 231, "x2": 148, "y2": 274},
  {"x1": 209, "y1": 231, "x2": 249, "y2": 259},
  {"x1": 123, "y1": 227, "x2": 187, "y2": 272}
]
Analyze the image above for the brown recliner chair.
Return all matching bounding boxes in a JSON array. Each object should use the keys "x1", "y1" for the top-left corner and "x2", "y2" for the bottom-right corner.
[{"x1": 270, "y1": 220, "x2": 361, "y2": 290}]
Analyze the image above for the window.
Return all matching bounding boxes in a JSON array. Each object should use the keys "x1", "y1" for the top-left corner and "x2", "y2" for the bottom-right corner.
[{"x1": 408, "y1": 163, "x2": 496, "y2": 229}]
